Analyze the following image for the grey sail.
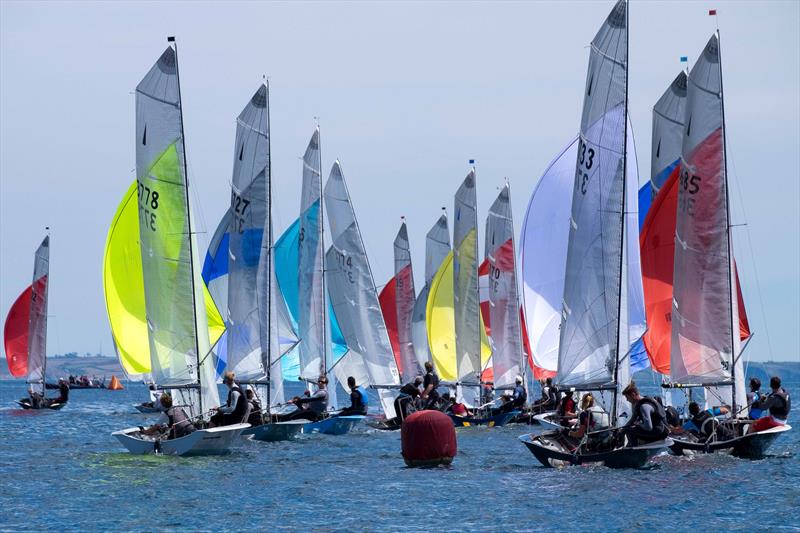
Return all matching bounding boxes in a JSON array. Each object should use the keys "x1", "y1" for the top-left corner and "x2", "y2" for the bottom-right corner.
[
  {"x1": 557, "y1": 0, "x2": 629, "y2": 418},
  {"x1": 485, "y1": 184, "x2": 524, "y2": 390},
  {"x1": 411, "y1": 214, "x2": 450, "y2": 369},
  {"x1": 324, "y1": 161, "x2": 400, "y2": 417},
  {"x1": 226, "y1": 84, "x2": 271, "y2": 381},
  {"x1": 651, "y1": 71, "x2": 687, "y2": 194},
  {"x1": 27, "y1": 236, "x2": 50, "y2": 396},
  {"x1": 394, "y1": 222, "x2": 421, "y2": 381},
  {"x1": 453, "y1": 170, "x2": 481, "y2": 406}
]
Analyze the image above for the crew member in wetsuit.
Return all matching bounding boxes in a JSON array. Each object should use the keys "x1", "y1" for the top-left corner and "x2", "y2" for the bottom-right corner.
[
  {"x1": 532, "y1": 377, "x2": 557, "y2": 412},
  {"x1": 682, "y1": 401, "x2": 730, "y2": 439},
  {"x1": 277, "y1": 376, "x2": 329, "y2": 422},
  {"x1": 142, "y1": 393, "x2": 196, "y2": 439},
  {"x1": 43, "y1": 379, "x2": 70, "y2": 407},
  {"x1": 392, "y1": 376, "x2": 423, "y2": 423},
  {"x1": 620, "y1": 382, "x2": 668, "y2": 446},
  {"x1": 421, "y1": 361, "x2": 440, "y2": 409},
  {"x1": 747, "y1": 377, "x2": 765, "y2": 419},
  {"x1": 337, "y1": 376, "x2": 368, "y2": 416},
  {"x1": 210, "y1": 371, "x2": 248, "y2": 427},
  {"x1": 246, "y1": 389, "x2": 264, "y2": 426},
  {"x1": 556, "y1": 388, "x2": 578, "y2": 425},
  {"x1": 748, "y1": 376, "x2": 791, "y2": 433}
]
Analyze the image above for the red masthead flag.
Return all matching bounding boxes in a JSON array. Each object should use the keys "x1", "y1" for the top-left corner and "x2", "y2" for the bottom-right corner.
[{"x1": 709, "y1": 9, "x2": 717, "y2": 15}]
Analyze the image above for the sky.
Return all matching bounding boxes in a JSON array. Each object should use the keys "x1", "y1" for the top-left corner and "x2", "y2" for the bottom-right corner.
[{"x1": 1, "y1": 0, "x2": 798, "y2": 363}]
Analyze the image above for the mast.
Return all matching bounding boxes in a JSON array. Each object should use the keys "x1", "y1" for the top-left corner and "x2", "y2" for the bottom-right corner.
[
  {"x1": 611, "y1": 0, "x2": 629, "y2": 424},
  {"x1": 266, "y1": 79, "x2": 273, "y2": 415},
  {"x1": 317, "y1": 124, "x2": 327, "y2": 381},
  {"x1": 716, "y1": 28, "x2": 737, "y2": 415},
  {"x1": 169, "y1": 36, "x2": 203, "y2": 415},
  {"x1": 506, "y1": 183, "x2": 527, "y2": 393}
]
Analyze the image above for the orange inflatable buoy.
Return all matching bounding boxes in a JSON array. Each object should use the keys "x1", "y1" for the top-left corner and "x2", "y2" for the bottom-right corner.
[
  {"x1": 401, "y1": 410, "x2": 457, "y2": 467},
  {"x1": 108, "y1": 375, "x2": 124, "y2": 390}
]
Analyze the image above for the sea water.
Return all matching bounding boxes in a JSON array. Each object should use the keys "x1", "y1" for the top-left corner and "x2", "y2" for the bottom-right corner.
[{"x1": 0, "y1": 377, "x2": 797, "y2": 531}]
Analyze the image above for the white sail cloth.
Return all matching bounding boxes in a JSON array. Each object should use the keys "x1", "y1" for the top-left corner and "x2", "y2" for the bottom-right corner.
[
  {"x1": 324, "y1": 162, "x2": 400, "y2": 417},
  {"x1": 394, "y1": 222, "x2": 421, "y2": 381},
  {"x1": 27, "y1": 237, "x2": 50, "y2": 395}
]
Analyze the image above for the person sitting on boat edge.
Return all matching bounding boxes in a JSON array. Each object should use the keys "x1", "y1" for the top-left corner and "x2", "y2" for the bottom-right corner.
[
  {"x1": 682, "y1": 401, "x2": 730, "y2": 439},
  {"x1": 141, "y1": 393, "x2": 196, "y2": 439},
  {"x1": 747, "y1": 377, "x2": 765, "y2": 419},
  {"x1": 531, "y1": 377, "x2": 557, "y2": 413},
  {"x1": 566, "y1": 393, "x2": 610, "y2": 449},
  {"x1": 619, "y1": 382, "x2": 669, "y2": 446},
  {"x1": 277, "y1": 376, "x2": 329, "y2": 422},
  {"x1": 421, "y1": 361, "x2": 441, "y2": 409},
  {"x1": 501, "y1": 375, "x2": 527, "y2": 414},
  {"x1": 748, "y1": 376, "x2": 791, "y2": 434},
  {"x1": 392, "y1": 376, "x2": 423, "y2": 423},
  {"x1": 245, "y1": 389, "x2": 264, "y2": 426},
  {"x1": 336, "y1": 376, "x2": 368, "y2": 416},
  {"x1": 556, "y1": 388, "x2": 578, "y2": 425},
  {"x1": 444, "y1": 392, "x2": 472, "y2": 418},
  {"x1": 210, "y1": 371, "x2": 248, "y2": 427}
]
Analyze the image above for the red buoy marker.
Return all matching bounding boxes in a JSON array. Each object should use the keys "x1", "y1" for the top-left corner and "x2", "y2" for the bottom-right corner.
[{"x1": 401, "y1": 410, "x2": 457, "y2": 467}]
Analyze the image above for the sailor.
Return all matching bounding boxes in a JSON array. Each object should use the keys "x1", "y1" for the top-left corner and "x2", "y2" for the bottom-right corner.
[
  {"x1": 556, "y1": 388, "x2": 578, "y2": 424},
  {"x1": 747, "y1": 377, "x2": 765, "y2": 419},
  {"x1": 682, "y1": 401, "x2": 730, "y2": 438},
  {"x1": 245, "y1": 389, "x2": 264, "y2": 426},
  {"x1": 532, "y1": 377, "x2": 557, "y2": 412},
  {"x1": 43, "y1": 379, "x2": 69, "y2": 407},
  {"x1": 748, "y1": 376, "x2": 791, "y2": 434},
  {"x1": 508, "y1": 375, "x2": 527, "y2": 411},
  {"x1": 210, "y1": 371, "x2": 247, "y2": 427},
  {"x1": 421, "y1": 361, "x2": 441, "y2": 409},
  {"x1": 142, "y1": 393, "x2": 196, "y2": 439},
  {"x1": 278, "y1": 376, "x2": 329, "y2": 422},
  {"x1": 567, "y1": 393, "x2": 609, "y2": 445},
  {"x1": 337, "y1": 376, "x2": 368, "y2": 416},
  {"x1": 445, "y1": 393, "x2": 472, "y2": 418},
  {"x1": 393, "y1": 376, "x2": 423, "y2": 422},
  {"x1": 620, "y1": 382, "x2": 669, "y2": 446}
]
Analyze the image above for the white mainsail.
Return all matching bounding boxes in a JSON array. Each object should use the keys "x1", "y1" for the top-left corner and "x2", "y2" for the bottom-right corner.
[
  {"x1": 135, "y1": 45, "x2": 219, "y2": 416},
  {"x1": 453, "y1": 170, "x2": 482, "y2": 406},
  {"x1": 485, "y1": 184, "x2": 524, "y2": 390},
  {"x1": 410, "y1": 214, "x2": 450, "y2": 372},
  {"x1": 324, "y1": 161, "x2": 400, "y2": 417},
  {"x1": 556, "y1": 0, "x2": 631, "y2": 421},
  {"x1": 670, "y1": 33, "x2": 746, "y2": 413},
  {"x1": 28, "y1": 236, "x2": 50, "y2": 396},
  {"x1": 394, "y1": 221, "x2": 422, "y2": 381}
]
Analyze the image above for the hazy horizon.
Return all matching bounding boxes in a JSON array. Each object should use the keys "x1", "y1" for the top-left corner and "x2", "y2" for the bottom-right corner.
[{"x1": 1, "y1": 1, "x2": 798, "y2": 364}]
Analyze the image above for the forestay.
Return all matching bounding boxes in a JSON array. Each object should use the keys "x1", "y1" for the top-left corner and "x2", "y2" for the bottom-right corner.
[{"x1": 324, "y1": 162, "x2": 400, "y2": 417}]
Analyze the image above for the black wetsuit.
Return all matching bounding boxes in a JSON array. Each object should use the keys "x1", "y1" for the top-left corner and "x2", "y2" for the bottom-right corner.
[
  {"x1": 423, "y1": 370, "x2": 440, "y2": 409},
  {"x1": 394, "y1": 383, "x2": 421, "y2": 421},
  {"x1": 753, "y1": 388, "x2": 791, "y2": 420},
  {"x1": 247, "y1": 398, "x2": 264, "y2": 426},
  {"x1": 338, "y1": 388, "x2": 368, "y2": 416},
  {"x1": 622, "y1": 397, "x2": 668, "y2": 446},
  {"x1": 211, "y1": 385, "x2": 248, "y2": 426}
]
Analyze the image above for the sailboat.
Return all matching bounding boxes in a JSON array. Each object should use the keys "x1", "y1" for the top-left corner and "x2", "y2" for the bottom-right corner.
[
  {"x1": 324, "y1": 161, "x2": 401, "y2": 427},
  {"x1": 379, "y1": 219, "x2": 423, "y2": 383},
  {"x1": 212, "y1": 83, "x2": 304, "y2": 442},
  {"x1": 112, "y1": 41, "x2": 249, "y2": 455},
  {"x1": 646, "y1": 33, "x2": 791, "y2": 458},
  {"x1": 4, "y1": 236, "x2": 64, "y2": 410},
  {"x1": 520, "y1": 0, "x2": 671, "y2": 468}
]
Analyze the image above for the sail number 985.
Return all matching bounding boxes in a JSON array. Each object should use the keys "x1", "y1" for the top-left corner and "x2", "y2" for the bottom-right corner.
[
  {"x1": 678, "y1": 168, "x2": 702, "y2": 216},
  {"x1": 137, "y1": 179, "x2": 159, "y2": 232}
]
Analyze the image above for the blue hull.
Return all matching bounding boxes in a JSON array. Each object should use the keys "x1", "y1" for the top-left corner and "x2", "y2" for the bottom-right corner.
[
  {"x1": 303, "y1": 415, "x2": 364, "y2": 435},
  {"x1": 449, "y1": 410, "x2": 519, "y2": 427}
]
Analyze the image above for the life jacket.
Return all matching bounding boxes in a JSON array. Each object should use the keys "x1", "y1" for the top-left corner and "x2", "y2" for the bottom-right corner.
[
  {"x1": 166, "y1": 407, "x2": 195, "y2": 438},
  {"x1": 358, "y1": 387, "x2": 369, "y2": 408},
  {"x1": 513, "y1": 385, "x2": 527, "y2": 406},
  {"x1": 632, "y1": 397, "x2": 667, "y2": 435},
  {"x1": 690, "y1": 410, "x2": 714, "y2": 436},
  {"x1": 770, "y1": 389, "x2": 791, "y2": 419},
  {"x1": 586, "y1": 405, "x2": 609, "y2": 430},
  {"x1": 748, "y1": 391, "x2": 764, "y2": 419},
  {"x1": 228, "y1": 385, "x2": 248, "y2": 419}
]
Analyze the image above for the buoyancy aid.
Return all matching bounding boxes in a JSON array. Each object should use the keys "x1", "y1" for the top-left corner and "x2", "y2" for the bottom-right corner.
[
  {"x1": 632, "y1": 397, "x2": 668, "y2": 435},
  {"x1": 166, "y1": 407, "x2": 196, "y2": 438},
  {"x1": 228, "y1": 385, "x2": 248, "y2": 419},
  {"x1": 770, "y1": 389, "x2": 791, "y2": 419}
]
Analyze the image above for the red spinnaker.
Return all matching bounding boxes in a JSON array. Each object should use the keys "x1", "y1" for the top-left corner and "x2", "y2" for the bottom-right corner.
[
  {"x1": 3, "y1": 284, "x2": 33, "y2": 377},
  {"x1": 378, "y1": 276, "x2": 401, "y2": 374}
]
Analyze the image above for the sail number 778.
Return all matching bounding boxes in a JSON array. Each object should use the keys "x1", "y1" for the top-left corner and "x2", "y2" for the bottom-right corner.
[{"x1": 137, "y1": 178, "x2": 159, "y2": 232}]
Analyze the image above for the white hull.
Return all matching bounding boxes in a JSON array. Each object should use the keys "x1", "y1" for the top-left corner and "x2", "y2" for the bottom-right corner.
[
  {"x1": 112, "y1": 423, "x2": 250, "y2": 456},
  {"x1": 242, "y1": 421, "x2": 305, "y2": 442},
  {"x1": 533, "y1": 412, "x2": 569, "y2": 430}
]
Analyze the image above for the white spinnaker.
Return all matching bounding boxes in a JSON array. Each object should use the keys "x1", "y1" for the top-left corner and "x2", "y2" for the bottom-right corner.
[
  {"x1": 671, "y1": 33, "x2": 745, "y2": 413},
  {"x1": 394, "y1": 222, "x2": 421, "y2": 381},
  {"x1": 324, "y1": 162, "x2": 400, "y2": 417},
  {"x1": 557, "y1": 0, "x2": 629, "y2": 418},
  {"x1": 298, "y1": 128, "x2": 326, "y2": 381},
  {"x1": 27, "y1": 236, "x2": 49, "y2": 396},
  {"x1": 411, "y1": 214, "x2": 450, "y2": 371},
  {"x1": 485, "y1": 185, "x2": 524, "y2": 390},
  {"x1": 226, "y1": 85, "x2": 271, "y2": 381},
  {"x1": 453, "y1": 170, "x2": 481, "y2": 406}
]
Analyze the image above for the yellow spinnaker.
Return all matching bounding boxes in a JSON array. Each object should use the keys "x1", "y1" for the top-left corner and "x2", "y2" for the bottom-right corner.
[
  {"x1": 103, "y1": 181, "x2": 225, "y2": 376},
  {"x1": 426, "y1": 250, "x2": 490, "y2": 382}
]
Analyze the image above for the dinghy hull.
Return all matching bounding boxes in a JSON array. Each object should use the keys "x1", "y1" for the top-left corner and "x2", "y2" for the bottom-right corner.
[
  {"x1": 242, "y1": 421, "x2": 305, "y2": 442},
  {"x1": 532, "y1": 412, "x2": 572, "y2": 430},
  {"x1": 519, "y1": 432, "x2": 671, "y2": 469},
  {"x1": 303, "y1": 415, "x2": 364, "y2": 435},
  {"x1": 112, "y1": 423, "x2": 250, "y2": 456},
  {"x1": 670, "y1": 424, "x2": 791, "y2": 459},
  {"x1": 15, "y1": 399, "x2": 65, "y2": 410},
  {"x1": 449, "y1": 410, "x2": 519, "y2": 427}
]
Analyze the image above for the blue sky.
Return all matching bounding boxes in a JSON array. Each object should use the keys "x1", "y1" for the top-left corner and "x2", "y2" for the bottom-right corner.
[{"x1": 1, "y1": 1, "x2": 798, "y2": 362}]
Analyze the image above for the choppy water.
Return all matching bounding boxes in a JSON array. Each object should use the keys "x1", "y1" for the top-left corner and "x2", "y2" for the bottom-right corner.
[{"x1": 0, "y1": 379, "x2": 798, "y2": 532}]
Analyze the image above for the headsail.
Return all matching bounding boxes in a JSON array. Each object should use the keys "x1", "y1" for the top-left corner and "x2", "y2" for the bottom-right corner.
[
  {"x1": 393, "y1": 222, "x2": 421, "y2": 381},
  {"x1": 557, "y1": 0, "x2": 629, "y2": 419},
  {"x1": 324, "y1": 162, "x2": 400, "y2": 417},
  {"x1": 485, "y1": 184, "x2": 524, "y2": 390},
  {"x1": 3, "y1": 236, "x2": 49, "y2": 395},
  {"x1": 410, "y1": 214, "x2": 450, "y2": 372},
  {"x1": 670, "y1": 33, "x2": 746, "y2": 413}
]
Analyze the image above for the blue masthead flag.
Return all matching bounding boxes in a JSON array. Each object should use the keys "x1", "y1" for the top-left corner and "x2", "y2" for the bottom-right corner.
[
  {"x1": 468, "y1": 159, "x2": 475, "y2": 165},
  {"x1": 680, "y1": 56, "x2": 688, "y2": 63}
]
